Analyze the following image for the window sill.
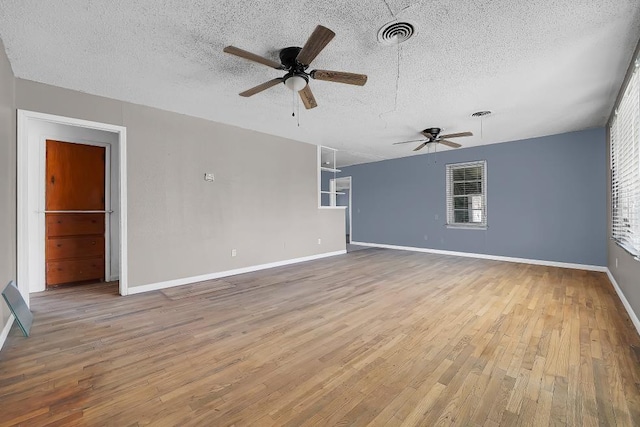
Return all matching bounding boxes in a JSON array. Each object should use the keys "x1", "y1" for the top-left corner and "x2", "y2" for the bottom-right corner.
[
  {"x1": 446, "y1": 224, "x2": 488, "y2": 230},
  {"x1": 318, "y1": 206, "x2": 347, "y2": 210},
  {"x1": 612, "y1": 239, "x2": 640, "y2": 262}
]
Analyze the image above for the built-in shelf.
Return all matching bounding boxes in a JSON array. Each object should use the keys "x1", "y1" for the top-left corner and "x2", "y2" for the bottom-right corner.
[{"x1": 318, "y1": 145, "x2": 344, "y2": 208}]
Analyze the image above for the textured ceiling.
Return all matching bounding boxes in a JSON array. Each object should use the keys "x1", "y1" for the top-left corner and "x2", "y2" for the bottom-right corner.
[{"x1": 1, "y1": 0, "x2": 639, "y2": 166}]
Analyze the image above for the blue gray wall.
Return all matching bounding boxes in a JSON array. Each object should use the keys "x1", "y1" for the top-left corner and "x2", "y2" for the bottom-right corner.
[{"x1": 341, "y1": 128, "x2": 607, "y2": 266}]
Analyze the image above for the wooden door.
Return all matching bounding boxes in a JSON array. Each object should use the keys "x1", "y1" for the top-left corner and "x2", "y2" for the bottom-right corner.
[{"x1": 45, "y1": 140, "x2": 106, "y2": 287}]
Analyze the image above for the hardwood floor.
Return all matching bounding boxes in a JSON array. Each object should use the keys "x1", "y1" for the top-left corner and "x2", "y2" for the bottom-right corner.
[{"x1": 1, "y1": 248, "x2": 639, "y2": 426}]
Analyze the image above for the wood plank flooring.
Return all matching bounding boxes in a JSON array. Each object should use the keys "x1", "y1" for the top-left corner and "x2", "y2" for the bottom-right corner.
[{"x1": 1, "y1": 248, "x2": 639, "y2": 426}]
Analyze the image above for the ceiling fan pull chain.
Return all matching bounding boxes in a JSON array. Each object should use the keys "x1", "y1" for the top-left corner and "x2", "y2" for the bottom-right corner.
[
  {"x1": 292, "y1": 88, "x2": 296, "y2": 118},
  {"x1": 434, "y1": 140, "x2": 437, "y2": 163},
  {"x1": 297, "y1": 92, "x2": 300, "y2": 127}
]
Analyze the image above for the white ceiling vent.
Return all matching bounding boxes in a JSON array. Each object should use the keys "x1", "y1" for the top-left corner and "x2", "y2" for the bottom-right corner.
[{"x1": 377, "y1": 21, "x2": 415, "y2": 45}]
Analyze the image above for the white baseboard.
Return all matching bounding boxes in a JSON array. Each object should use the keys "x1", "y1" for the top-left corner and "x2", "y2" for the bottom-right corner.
[
  {"x1": 128, "y1": 250, "x2": 347, "y2": 295},
  {"x1": 606, "y1": 269, "x2": 640, "y2": 337},
  {"x1": 0, "y1": 314, "x2": 15, "y2": 352},
  {"x1": 351, "y1": 241, "x2": 608, "y2": 272}
]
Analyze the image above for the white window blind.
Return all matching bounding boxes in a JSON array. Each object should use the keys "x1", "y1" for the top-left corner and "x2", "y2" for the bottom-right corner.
[
  {"x1": 446, "y1": 160, "x2": 487, "y2": 228},
  {"x1": 610, "y1": 59, "x2": 640, "y2": 258}
]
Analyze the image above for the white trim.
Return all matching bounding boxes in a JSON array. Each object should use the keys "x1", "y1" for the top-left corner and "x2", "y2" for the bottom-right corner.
[
  {"x1": 317, "y1": 146, "x2": 321, "y2": 208},
  {"x1": 329, "y1": 180, "x2": 337, "y2": 206},
  {"x1": 350, "y1": 241, "x2": 608, "y2": 272},
  {"x1": 128, "y1": 250, "x2": 347, "y2": 295},
  {"x1": 119, "y1": 128, "x2": 128, "y2": 295},
  {"x1": 445, "y1": 225, "x2": 488, "y2": 230},
  {"x1": 446, "y1": 159, "x2": 487, "y2": 228},
  {"x1": 348, "y1": 177, "x2": 352, "y2": 244},
  {"x1": 606, "y1": 269, "x2": 640, "y2": 337},
  {"x1": 17, "y1": 110, "x2": 129, "y2": 298},
  {"x1": 0, "y1": 315, "x2": 15, "y2": 352},
  {"x1": 330, "y1": 176, "x2": 352, "y2": 244}
]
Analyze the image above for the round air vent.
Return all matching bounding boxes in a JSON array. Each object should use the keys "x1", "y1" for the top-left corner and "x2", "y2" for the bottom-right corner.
[{"x1": 377, "y1": 21, "x2": 415, "y2": 45}]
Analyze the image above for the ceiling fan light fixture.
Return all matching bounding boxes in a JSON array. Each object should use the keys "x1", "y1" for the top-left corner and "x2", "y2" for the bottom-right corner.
[
  {"x1": 284, "y1": 74, "x2": 308, "y2": 91},
  {"x1": 224, "y1": 25, "x2": 367, "y2": 109}
]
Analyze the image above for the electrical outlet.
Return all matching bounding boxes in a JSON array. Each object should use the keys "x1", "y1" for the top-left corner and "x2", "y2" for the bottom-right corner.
[
  {"x1": 231, "y1": 249, "x2": 237, "y2": 257},
  {"x1": 204, "y1": 173, "x2": 215, "y2": 182},
  {"x1": 317, "y1": 238, "x2": 322, "y2": 245}
]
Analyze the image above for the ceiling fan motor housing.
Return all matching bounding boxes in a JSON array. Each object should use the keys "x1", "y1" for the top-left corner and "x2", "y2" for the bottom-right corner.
[
  {"x1": 424, "y1": 127, "x2": 441, "y2": 138},
  {"x1": 279, "y1": 46, "x2": 306, "y2": 70}
]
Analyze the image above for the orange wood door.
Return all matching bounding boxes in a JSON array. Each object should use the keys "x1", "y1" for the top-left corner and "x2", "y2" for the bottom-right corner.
[{"x1": 45, "y1": 140, "x2": 106, "y2": 286}]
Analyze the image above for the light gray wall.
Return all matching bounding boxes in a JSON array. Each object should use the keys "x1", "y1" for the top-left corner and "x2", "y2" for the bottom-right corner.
[
  {"x1": 0, "y1": 38, "x2": 16, "y2": 335},
  {"x1": 607, "y1": 130, "x2": 640, "y2": 324},
  {"x1": 341, "y1": 128, "x2": 607, "y2": 266},
  {"x1": 609, "y1": 243, "x2": 640, "y2": 320},
  {"x1": 16, "y1": 79, "x2": 345, "y2": 289}
]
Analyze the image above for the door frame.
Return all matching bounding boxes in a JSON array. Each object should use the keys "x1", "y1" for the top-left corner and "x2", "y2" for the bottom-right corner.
[
  {"x1": 17, "y1": 110, "x2": 129, "y2": 303},
  {"x1": 330, "y1": 176, "x2": 352, "y2": 244}
]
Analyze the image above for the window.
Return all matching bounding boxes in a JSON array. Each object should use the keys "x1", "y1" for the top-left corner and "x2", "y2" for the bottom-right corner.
[
  {"x1": 446, "y1": 160, "x2": 487, "y2": 228},
  {"x1": 610, "y1": 58, "x2": 640, "y2": 258}
]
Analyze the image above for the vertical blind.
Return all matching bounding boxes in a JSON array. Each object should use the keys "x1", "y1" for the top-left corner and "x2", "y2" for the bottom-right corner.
[
  {"x1": 446, "y1": 160, "x2": 487, "y2": 227},
  {"x1": 610, "y1": 59, "x2": 640, "y2": 258}
]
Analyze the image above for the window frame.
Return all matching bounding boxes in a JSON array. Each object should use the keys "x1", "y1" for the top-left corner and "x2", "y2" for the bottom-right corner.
[
  {"x1": 609, "y1": 58, "x2": 640, "y2": 260},
  {"x1": 445, "y1": 160, "x2": 488, "y2": 230}
]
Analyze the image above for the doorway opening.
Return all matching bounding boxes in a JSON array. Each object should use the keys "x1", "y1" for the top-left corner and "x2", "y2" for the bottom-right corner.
[
  {"x1": 45, "y1": 140, "x2": 108, "y2": 287},
  {"x1": 17, "y1": 110, "x2": 128, "y2": 304},
  {"x1": 330, "y1": 176, "x2": 352, "y2": 244}
]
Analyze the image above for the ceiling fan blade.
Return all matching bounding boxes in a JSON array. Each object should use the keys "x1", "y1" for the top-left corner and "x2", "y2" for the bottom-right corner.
[
  {"x1": 413, "y1": 142, "x2": 429, "y2": 152},
  {"x1": 392, "y1": 138, "x2": 428, "y2": 145},
  {"x1": 438, "y1": 139, "x2": 462, "y2": 148},
  {"x1": 296, "y1": 25, "x2": 336, "y2": 66},
  {"x1": 439, "y1": 131, "x2": 473, "y2": 139},
  {"x1": 311, "y1": 70, "x2": 367, "y2": 86},
  {"x1": 239, "y1": 78, "x2": 283, "y2": 97},
  {"x1": 223, "y1": 46, "x2": 283, "y2": 69},
  {"x1": 299, "y1": 85, "x2": 318, "y2": 109}
]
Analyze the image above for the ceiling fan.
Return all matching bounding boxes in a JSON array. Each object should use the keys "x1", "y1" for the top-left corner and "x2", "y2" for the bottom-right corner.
[
  {"x1": 223, "y1": 25, "x2": 368, "y2": 109},
  {"x1": 393, "y1": 128, "x2": 473, "y2": 151}
]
